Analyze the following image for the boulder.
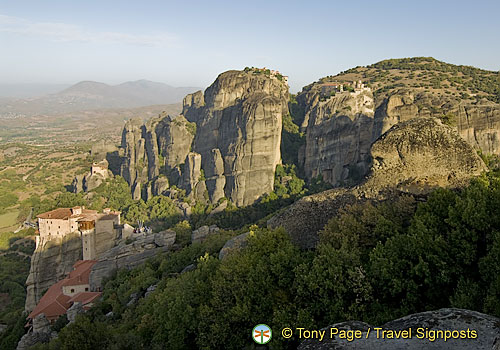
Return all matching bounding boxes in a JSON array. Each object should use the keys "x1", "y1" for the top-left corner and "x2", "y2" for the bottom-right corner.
[
  {"x1": 154, "y1": 230, "x2": 176, "y2": 247},
  {"x1": 298, "y1": 308, "x2": 500, "y2": 350},
  {"x1": 17, "y1": 314, "x2": 53, "y2": 350},
  {"x1": 269, "y1": 118, "x2": 486, "y2": 249},
  {"x1": 219, "y1": 232, "x2": 250, "y2": 260},
  {"x1": 191, "y1": 225, "x2": 219, "y2": 244},
  {"x1": 145, "y1": 284, "x2": 157, "y2": 298},
  {"x1": 181, "y1": 264, "x2": 196, "y2": 274},
  {"x1": 66, "y1": 302, "x2": 84, "y2": 323}
]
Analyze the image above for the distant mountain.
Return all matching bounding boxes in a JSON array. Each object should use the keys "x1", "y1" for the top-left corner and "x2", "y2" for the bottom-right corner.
[
  {"x1": 0, "y1": 80, "x2": 200, "y2": 116},
  {"x1": 0, "y1": 83, "x2": 71, "y2": 98}
]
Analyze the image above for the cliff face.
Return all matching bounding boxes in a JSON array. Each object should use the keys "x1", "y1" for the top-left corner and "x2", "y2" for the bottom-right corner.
[
  {"x1": 269, "y1": 118, "x2": 486, "y2": 249},
  {"x1": 25, "y1": 233, "x2": 82, "y2": 312},
  {"x1": 374, "y1": 90, "x2": 500, "y2": 155},
  {"x1": 113, "y1": 70, "x2": 288, "y2": 206},
  {"x1": 298, "y1": 87, "x2": 375, "y2": 186},
  {"x1": 297, "y1": 84, "x2": 500, "y2": 187}
]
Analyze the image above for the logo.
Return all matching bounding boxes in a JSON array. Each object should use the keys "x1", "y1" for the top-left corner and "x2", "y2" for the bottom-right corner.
[{"x1": 252, "y1": 324, "x2": 272, "y2": 344}]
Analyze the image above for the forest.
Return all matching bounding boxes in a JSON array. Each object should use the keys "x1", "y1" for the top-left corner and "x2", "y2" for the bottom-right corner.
[{"x1": 24, "y1": 168, "x2": 500, "y2": 350}]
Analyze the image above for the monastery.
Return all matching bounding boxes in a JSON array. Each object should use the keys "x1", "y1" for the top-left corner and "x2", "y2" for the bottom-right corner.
[{"x1": 36, "y1": 206, "x2": 122, "y2": 260}]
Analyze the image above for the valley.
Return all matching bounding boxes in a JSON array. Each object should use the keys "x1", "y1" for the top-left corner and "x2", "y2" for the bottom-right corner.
[{"x1": 0, "y1": 58, "x2": 499, "y2": 350}]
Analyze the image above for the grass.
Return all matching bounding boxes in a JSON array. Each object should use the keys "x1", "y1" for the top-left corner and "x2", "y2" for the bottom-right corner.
[
  {"x1": 0, "y1": 228, "x2": 33, "y2": 251},
  {"x1": 0, "y1": 232, "x2": 19, "y2": 250},
  {"x1": 0, "y1": 210, "x2": 19, "y2": 233}
]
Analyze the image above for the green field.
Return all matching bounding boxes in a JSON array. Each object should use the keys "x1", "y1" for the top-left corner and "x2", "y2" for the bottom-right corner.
[{"x1": 0, "y1": 210, "x2": 19, "y2": 232}]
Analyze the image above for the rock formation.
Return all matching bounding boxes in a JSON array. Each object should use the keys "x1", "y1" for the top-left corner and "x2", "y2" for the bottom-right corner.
[
  {"x1": 191, "y1": 225, "x2": 220, "y2": 244},
  {"x1": 269, "y1": 118, "x2": 486, "y2": 248},
  {"x1": 111, "y1": 69, "x2": 288, "y2": 206},
  {"x1": 297, "y1": 86, "x2": 375, "y2": 186},
  {"x1": 298, "y1": 308, "x2": 500, "y2": 350},
  {"x1": 89, "y1": 229, "x2": 176, "y2": 289},
  {"x1": 25, "y1": 232, "x2": 83, "y2": 312},
  {"x1": 72, "y1": 159, "x2": 112, "y2": 193},
  {"x1": 374, "y1": 90, "x2": 500, "y2": 155},
  {"x1": 296, "y1": 82, "x2": 500, "y2": 188},
  {"x1": 16, "y1": 314, "x2": 54, "y2": 350},
  {"x1": 218, "y1": 232, "x2": 249, "y2": 260}
]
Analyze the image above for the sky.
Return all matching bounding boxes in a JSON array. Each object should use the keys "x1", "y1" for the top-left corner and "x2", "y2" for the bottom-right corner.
[{"x1": 1, "y1": 0, "x2": 499, "y2": 92}]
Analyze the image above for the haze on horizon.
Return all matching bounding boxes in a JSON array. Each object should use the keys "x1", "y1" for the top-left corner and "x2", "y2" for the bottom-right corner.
[{"x1": 1, "y1": 0, "x2": 499, "y2": 93}]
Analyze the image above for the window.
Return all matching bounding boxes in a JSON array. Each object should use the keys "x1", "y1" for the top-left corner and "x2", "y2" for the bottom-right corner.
[
  {"x1": 85, "y1": 287, "x2": 89, "y2": 292},
  {"x1": 71, "y1": 289, "x2": 75, "y2": 293}
]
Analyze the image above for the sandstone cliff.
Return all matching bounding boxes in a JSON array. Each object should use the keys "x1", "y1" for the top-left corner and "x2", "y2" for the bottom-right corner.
[
  {"x1": 72, "y1": 160, "x2": 112, "y2": 193},
  {"x1": 374, "y1": 90, "x2": 500, "y2": 155},
  {"x1": 297, "y1": 87, "x2": 375, "y2": 186},
  {"x1": 25, "y1": 232, "x2": 83, "y2": 312},
  {"x1": 112, "y1": 69, "x2": 288, "y2": 206},
  {"x1": 296, "y1": 82, "x2": 499, "y2": 188},
  {"x1": 268, "y1": 118, "x2": 486, "y2": 248}
]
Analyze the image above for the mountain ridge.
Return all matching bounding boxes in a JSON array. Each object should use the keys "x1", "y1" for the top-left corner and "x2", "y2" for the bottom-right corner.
[{"x1": 0, "y1": 80, "x2": 200, "y2": 116}]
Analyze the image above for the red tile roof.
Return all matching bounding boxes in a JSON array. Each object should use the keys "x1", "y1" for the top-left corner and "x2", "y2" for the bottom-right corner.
[
  {"x1": 28, "y1": 279, "x2": 71, "y2": 320},
  {"x1": 28, "y1": 260, "x2": 100, "y2": 321},
  {"x1": 68, "y1": 292, "x2": 102, "y2": 305},
  {"x1": 37, "y1": 207, "x2": 97, "y2": 220},
  {"x1": 61, "y1": 260, "x2": 96, "y2": 287}
]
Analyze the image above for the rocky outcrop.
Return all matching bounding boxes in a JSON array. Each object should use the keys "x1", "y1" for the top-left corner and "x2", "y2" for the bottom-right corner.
[
  {"x1": 111, "y1": 69, "x2": 288, "y2": 206},
  {"x1": 25, "y1": 232, "x2": 83, "y2": 312},
  {"x1": 66, "y1": 302, "x2": 84, "y2": 324},
  {"x1": 457, "y1": 101, "x2": 500, "y2": 155},
  {"x1": 269, "y1": 118, "x2": 486, "y2": 249},
  {"x1": 189, "y1": 71, "x2": 287, "y2": 206},
  {"x1": 365, "y1": 117, "x2": 486, "y2": 193},
  {"x1": 218, "y1": 232, "x2": 249, "y2": 260},
  {"x1": 180, "y1": 152, "x2": 205, "y2": 200},
  {"x1": 297, "y1": 84, "x2": 500, "y2": 188},
  {"x1": 298, "y1": 88, "x2": 375, "y2": 186},
  {"x1": 72, "y1": 159, "x2": 112, "y2": 193},
  {"x1": 90, "y1": 140, "x2": 118, "y2": 160},
  {"x1": 298, "y1": 308, "x2": 500, "y2": 350},
  {"x1": 191, "y1": 225, "x2": 220, "y2": 244},
  {"x1": 89, "y1": 230, "x2": 176, "y2": 290},
  {"x1": 374, "y1": 90, "x2": 500, "y2": 154},
  {"x1": 16, "y1": 314, "x2": 54, "y2": 350}
]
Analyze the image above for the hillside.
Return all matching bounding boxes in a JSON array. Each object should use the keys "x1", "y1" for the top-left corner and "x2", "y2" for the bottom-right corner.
[
  {"x1": 314, "y1": 57, "x2": 500, "y2": 103},
  {"x1": 3, "y1": 62, "x2": 500, "y2": 350}
]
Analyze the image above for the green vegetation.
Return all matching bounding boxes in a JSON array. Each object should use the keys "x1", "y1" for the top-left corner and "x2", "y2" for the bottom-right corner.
[
  {"x1": 186, "y1": 121, "x2": 197, "y2": 136},
  {"x1": 191, "y1": 164, "x2": 306, "y2": 231},
  {"x1": 0, "y1": 211, "x2": 19, "y2": 232},
  {"x1": 281, "y1": 94, "x2": 305, "y2": 169},
  {"x1": 439, "y1": 112, "x2": 457, "y2": 126},
  {"x1": 34, "y1": 170, "x2": 500, "y2": 349},
  {"x1": 0, "y1": 228, "x2": 35, "y2": 350},
  {"x1": 335, "y1": 57, "x2": 500, "y2": 103}
]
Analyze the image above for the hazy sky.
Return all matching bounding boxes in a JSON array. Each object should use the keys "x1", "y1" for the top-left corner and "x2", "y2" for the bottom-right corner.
[{"x1": 1, "y1": 0, "x2": 499, "y2": 92}]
